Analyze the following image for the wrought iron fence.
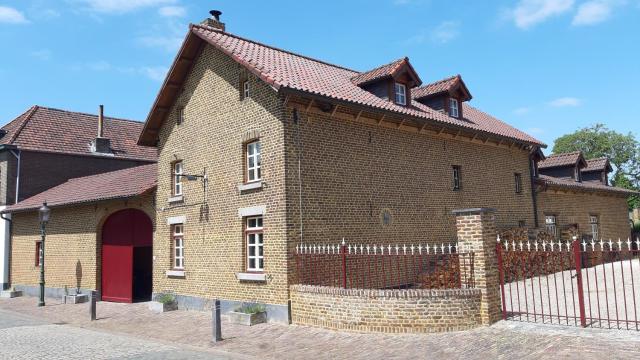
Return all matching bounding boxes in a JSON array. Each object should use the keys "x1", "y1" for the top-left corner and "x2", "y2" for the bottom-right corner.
[
  {"x1": 294, "y1": 241, "x2": 475, "y2": 290},
  {"x1": 497, "y1": 236, "x2": 640, "y2": 331}
]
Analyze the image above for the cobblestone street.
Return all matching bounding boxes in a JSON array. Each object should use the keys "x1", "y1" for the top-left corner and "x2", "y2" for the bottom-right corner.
[{"x1": 2, "y1": 296, "x2": 640, "y2": 359}]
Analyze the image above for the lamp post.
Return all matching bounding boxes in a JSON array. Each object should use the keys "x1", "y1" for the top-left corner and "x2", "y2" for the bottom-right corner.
[{"x1": 38, "y1": 202, "x2": 51, "y2": 307}]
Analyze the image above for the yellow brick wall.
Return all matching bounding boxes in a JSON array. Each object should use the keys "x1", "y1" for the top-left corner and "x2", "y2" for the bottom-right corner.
[
  {"x1": 10, "y1": 195, "x2": 154, "y2": 290},
  {"x1": 537, "y1": 190, "x2": 630, "y2": 241},
  {"x1": 152, "y1": 44, "x2": 289, "y2": 306}
]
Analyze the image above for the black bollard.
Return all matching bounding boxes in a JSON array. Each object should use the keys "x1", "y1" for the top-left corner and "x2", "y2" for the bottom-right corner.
[
  {"x1": 212, "y1": 299, "x2": 222, "y2": 342},
  {"x1": 90, "y1": 290, "x2": 97, "y2": 321}
]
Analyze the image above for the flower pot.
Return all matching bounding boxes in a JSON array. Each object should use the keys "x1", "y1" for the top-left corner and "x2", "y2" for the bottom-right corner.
[
  {"x1": 228, "y1": 311, "x2": 267, "y2": 326},
  {"x1": 64, "y1": 294, "x2": 89, "y2": 304},
  {"x1": 0, "y1": 290, "x2": 22, "y2": 298},
  {"x1": 148, "y1": 301, "x2": 178, "y2": 313}
]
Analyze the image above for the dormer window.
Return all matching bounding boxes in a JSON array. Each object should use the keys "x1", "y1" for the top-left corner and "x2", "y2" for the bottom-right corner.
[
  {"x1": 574, "y1": 166, "x2": 581, "y2": 182},
  {"x1": 394, "y1": 83, "x2": 406, "y2": 106},
  {"x1": 449, "y1": 98, "x2": 459, "y2": 118}
]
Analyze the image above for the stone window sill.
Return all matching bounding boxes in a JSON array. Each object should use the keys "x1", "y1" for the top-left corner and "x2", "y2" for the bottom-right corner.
[
  {"x1": 166, "y1": 270, "x2": 185, "y2": 278},
  {"x1": 238, "y1": 181, "x2": 262, "y2": 192},
  {"x1": 168, "y1": 195, "x2": 184, "y2": 204},
  {"x1": 236, "y1": 272, "x2": 266, "y2": 282}
]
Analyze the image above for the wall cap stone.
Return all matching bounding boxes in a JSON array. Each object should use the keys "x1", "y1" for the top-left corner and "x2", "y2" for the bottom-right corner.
[
  {"x1": 290, "y1": 285, "x2": 481, "y2": 299},
  {"x1": 452, "y1": 208, "x2": 496, "y2": 216}
]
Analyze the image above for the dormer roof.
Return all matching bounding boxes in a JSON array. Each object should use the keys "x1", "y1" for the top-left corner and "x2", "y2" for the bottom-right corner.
[
  {"x1": 351, "y1": 57, "x2": 422, "y2": 88},
  {"x1": 413, "y1": 75, "x2": 472, "y2": 102},
  {"x1": 583, "y1": 157, "x2": 613, "y2": 173},
  {"x1": 538, "y1": 151, "x2": 587, "y2": 170}
]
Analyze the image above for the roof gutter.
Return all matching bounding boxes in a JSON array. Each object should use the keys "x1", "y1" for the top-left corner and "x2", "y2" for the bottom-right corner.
[{"x1": 278, "y1": 87, "x2": 546, "y2": 149}]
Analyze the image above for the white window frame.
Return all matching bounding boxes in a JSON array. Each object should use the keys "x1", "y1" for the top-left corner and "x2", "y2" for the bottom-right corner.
[
  {"x1": 452, "y1": 165, "x2": 461, "y2": 190},
  {"x1": 173, "y1": 224, "x2": 185, "y2": 270},
  {"x1": 246, "y1": 140, "x2": 261, "y2": 183},
  {"x1": 177, "y1": 107, "x2": 184, "y2": 125},
  {"x1": 394, "y1": 83, "x2": 406, "y2": 105},
  {"x1": 243, "y1": 80, "x2": 250, "y2": 99},
  {"x1": 449, "y1": 98, "x2": 459, "y2": 118},
  {"x1": 245, "y1": 216, "x2": 264, "y2": 272},
  {"x1": 545, "y1": 215, "x2": 558, "y2": 239},
  {"x1": 173, "y1": 161, "x2": 183, "y2": 196},
  {"x1": 590, "y1": 215, "x2": 599, "y2": 240}
]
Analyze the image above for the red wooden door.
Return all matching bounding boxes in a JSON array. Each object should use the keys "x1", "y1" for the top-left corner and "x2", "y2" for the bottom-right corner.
[{"x1": 101, "y1": 209, "x2": 151, "y2": 303}]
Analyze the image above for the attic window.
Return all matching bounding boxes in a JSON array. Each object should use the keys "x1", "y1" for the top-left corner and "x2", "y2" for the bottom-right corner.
[
  {"x1": 394, "y1": 83, "x2": 406, "y2": 106},
  {"x1": 449, "y1": 98, "x2": 459, "y2": 118}
]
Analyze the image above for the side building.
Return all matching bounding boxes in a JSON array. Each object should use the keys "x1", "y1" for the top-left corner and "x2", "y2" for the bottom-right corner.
[{"x1": 0, "y1": 105, "x2": 157, "y2": 290}]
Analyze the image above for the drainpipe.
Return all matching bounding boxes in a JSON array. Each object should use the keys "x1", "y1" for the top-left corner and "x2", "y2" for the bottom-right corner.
[{"x1": 0, "y1": 212, "x2": 11, "y2": 290}]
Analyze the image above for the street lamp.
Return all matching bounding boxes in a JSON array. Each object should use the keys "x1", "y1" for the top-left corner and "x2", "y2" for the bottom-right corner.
[{"x1": 38, "y1": 202, "x2": 51, "y2": 307}]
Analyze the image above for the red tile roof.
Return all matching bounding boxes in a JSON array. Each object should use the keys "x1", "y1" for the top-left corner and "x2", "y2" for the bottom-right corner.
[
  {"x1": 538, "y1": 151, "x2": 586, "y2": 169},
  {"x1": 351, "y1": 57, "x2": 421, "y2": 87},
  {"x1": 537, "y1": 175, "x2": 636, "y2": 196},
  {"x1": 140, "y1": 24, "x2": 544, "y2": 147},
  {"x1": 1, "y1": 106, "x2": 157, "y2": 162},
  {"x1": 2, "y1": 164, "x2": 157, "y2": 213},
  {"x1": 584, "y1": 157, "x2": 611, "y2": 172},
  {"x1": 412, "y1": 75, "x2": 459, "y2": 99}
]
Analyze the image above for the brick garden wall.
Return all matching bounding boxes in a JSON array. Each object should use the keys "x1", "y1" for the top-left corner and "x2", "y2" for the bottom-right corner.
[
  {"x1": 290, "y1": 285, "x2": 482, "y2": 333},
  {"x1": 10, "y1": 195, "x2": 154, "y2": 292}
]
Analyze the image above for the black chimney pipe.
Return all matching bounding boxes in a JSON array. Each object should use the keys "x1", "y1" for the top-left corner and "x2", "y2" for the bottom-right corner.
[{"x1": 210, "y1": 10, "x2": 222, "y2": 21}]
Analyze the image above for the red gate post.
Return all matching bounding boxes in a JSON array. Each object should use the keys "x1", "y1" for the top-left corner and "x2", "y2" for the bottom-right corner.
[
  {"x1": 496, "y1": 238, "x2": 507, "y2": 320},
  {"x1": 572, "y1": 237, "x2": 588, "y2": 328},
  {"x1": 341, "y1": 238, "x2": 347, "y2": 289}
]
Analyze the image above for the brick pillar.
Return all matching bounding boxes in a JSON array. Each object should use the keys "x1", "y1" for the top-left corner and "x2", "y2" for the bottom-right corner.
[{"x1": 453, "y1": 208, "x2": 501, "y2": 325}]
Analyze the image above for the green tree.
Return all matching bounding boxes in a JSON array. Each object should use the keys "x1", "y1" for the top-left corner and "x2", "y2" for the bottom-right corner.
[{"x1": 552, "y1": 124, "x2": 640, "y2": 209}]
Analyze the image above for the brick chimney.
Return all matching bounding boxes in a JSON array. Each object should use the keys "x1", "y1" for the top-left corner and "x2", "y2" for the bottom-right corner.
[
  {"x1": 91, "y1": 105, "x2": 111, "y2": 154},
  {"x1": 201, "y1": 10, "x2": 225, "y2": 31}
]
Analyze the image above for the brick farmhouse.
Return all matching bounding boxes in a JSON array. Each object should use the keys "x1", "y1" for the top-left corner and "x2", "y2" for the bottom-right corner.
[{"x1": 2, "y1": 14, "x2": 635, "y2": 328}]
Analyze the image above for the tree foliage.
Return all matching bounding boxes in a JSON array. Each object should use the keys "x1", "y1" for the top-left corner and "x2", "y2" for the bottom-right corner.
[{"x1": 552, "y1": 124, "x2": 639, "y2": 209}]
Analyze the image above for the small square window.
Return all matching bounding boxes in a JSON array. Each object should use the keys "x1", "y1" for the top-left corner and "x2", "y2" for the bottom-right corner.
[
  {"x1": 394, "y1": 83, "x2": 406, "y2": 106},
  {"x1": 545, "y1": 215, "x2": 558, "y2": 239},
  {"x1": 243, "y1": 80, "x2": 250, "y2": 99},
  {"x1": 449, "y1": 98, "x2": 459, "y2": 118},
  {"x1": 452, "y1": 165, "x2": 461, "y2": 191}
]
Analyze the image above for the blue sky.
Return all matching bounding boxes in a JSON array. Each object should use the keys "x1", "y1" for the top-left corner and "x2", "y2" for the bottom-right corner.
[{"x1": 0, "y1": 0, "x2": 638, "y2": 151}]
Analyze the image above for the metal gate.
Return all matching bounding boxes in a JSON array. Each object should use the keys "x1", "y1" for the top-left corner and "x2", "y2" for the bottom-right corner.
[{"x1": 497, "y1": 237, "x2": 640, "y2": 330}]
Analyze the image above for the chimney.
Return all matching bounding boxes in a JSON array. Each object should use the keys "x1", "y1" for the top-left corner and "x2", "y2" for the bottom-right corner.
[
  {"x1": 91, "y1": 105, "x2": 111, "y2": 154},
  {"x1": 201, "y1": 10, "x2": 225, "y2": 31}
]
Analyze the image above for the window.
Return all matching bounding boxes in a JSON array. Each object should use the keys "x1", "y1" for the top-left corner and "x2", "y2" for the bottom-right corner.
[
  {"x1": 449, "y1": 98, "x2": 459, "y2": 118},
  {"x1": 172, "y1": 224, "x2": 184, "y2": 269},
  {"x1": 242, "y1": 80, "x2": 250, "y2": 99},
  {"x1": 176, "y1": 107, "x2": 184, "y2": 125},
  {"x1": 545, "y1": 215, "x2": 558, "y2": 239},
  {"x1": 394, "y1": 83, "x2": 406, "y2": 105},
  {"x1": 574, "y1": 167, "x2": 581, "y2": 182},
  {"x1": 172, "y1": 161, "x2": 183, "y2": 196},
  {"x1": 245, "y1": 216, "x2": 264, "y2": 272},
  {"x1": 246, "y1": 140, "x2": 261, "y2": 182},
  {"x1": 515, "y1": 173, "x2": 523, "y2": 193},
  {"x1": 590, "y1": 215, "x2": 599, "y2": 240},
  {"x1": 35, "y1": 241, "x2": 42, "y2": 267},
  {"x1": 518, "y1": 220, "x2": 526, "y2": 228},
  {"x1": 452, "y1": 165, "x2": 462, "y2": 191}
]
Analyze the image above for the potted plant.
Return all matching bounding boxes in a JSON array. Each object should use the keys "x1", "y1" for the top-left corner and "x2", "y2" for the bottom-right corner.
[
  {"x1": 228, "y1": 303, "x2": 267, "y2": 326},
  {"x1": 0, "y1": 286, "x2": 22, "y2": 299},
  {"x1": 149, "y1": 293, "x2": 178, "y2": 313}
]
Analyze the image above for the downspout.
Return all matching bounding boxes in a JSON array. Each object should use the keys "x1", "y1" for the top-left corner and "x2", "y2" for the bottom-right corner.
[
  {"x1": 529, "y1": 153, "x2": 539, "y2": 228},
  {"x1": 0, "y1": 212, "x2": 11, "y2": 290}
]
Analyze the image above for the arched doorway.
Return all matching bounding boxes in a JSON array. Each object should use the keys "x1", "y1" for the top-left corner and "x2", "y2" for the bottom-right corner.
[{"x1": 101, "y1": 209, "x2": 153, "y2": 303}]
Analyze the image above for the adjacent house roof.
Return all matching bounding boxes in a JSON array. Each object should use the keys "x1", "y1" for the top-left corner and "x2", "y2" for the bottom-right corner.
[
  {"x1": 583, "y1": 157, "x2": 612, "y2": 173},
  {"x1": 537, "y1": 175, "x2": 636, "y2": 196},
  {"x1": 1, "y1": 106, "x2": 157, "y2": 162},
  {"x1": 351, "y1": 57, "x2": 422, "y2": 87},
  {"x1": 412, "y1": 75, "x2": 472, "y2": 102},
  {"x1": 538, "y1": 151, "x2": 587, "y2": 169},
  {"x1": 2, "y1": 164, "x2": 157, "y2": 213},
  {"x1": 139, "y1": 23, "x2": 544, "y2": 147}
]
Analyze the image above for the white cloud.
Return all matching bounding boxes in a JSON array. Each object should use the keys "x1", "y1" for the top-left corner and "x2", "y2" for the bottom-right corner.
[
  {"x1": 508, "y1": 0, "x2": 575, "y2": 29},
  {"x1": 572, "y1": 0, "x2": 618, "y2": 25},
  {"x1": 0, "y1": 6, "x2": 29, "y2": 24},
  {"x1": 75, "y1": 0, "x2": 175, "y2": 14},
  {"x1": 30, "y1": 49, "x2": 52, "y2": 60},
  {"x1": 513, "y1": 107, "x2": 532, "y2": 115},
  {"x1": 548, "y1": 97, "x2": 582, "y2": 107},
  {"x1": 430, "y1": 21, "x2": 460, "y2": 44},
  {"x1": 158, "y1": 5, "x2": 185, "y2": 17}
]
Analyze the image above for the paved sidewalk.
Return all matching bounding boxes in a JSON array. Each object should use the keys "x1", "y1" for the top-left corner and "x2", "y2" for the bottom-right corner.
[{"x1": 2, "y1": 296, "x2": 640, "y2": 359}]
